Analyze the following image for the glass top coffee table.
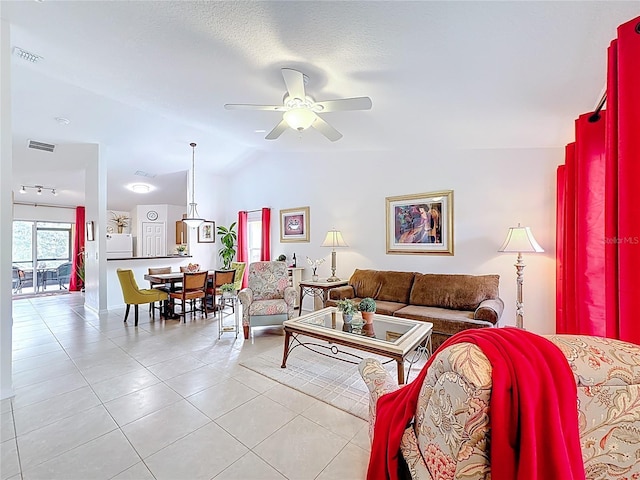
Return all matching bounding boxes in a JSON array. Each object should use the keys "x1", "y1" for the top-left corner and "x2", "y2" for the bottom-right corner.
[{"x1": 282, "y1": 307, "x2": 433, "y2": 385}]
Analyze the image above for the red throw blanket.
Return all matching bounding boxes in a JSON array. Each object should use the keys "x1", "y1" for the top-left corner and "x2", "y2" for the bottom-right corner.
[{"x1": 367, "y1": 328, "x2": 585, "y2": 480}]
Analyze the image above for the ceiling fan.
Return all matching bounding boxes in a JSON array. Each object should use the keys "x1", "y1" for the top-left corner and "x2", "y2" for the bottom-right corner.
[{"x1": 224, "y1": 68, "x2": 372, "y2": 142}]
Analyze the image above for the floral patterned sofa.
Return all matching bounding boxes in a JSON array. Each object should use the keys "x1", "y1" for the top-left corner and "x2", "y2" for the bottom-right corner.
[
  {"x1": 359, "y1": 334, "x2": 640, "y2": 479},
  {"x1": 238, "y1": 261, "x2": 297, "y2": 339}
]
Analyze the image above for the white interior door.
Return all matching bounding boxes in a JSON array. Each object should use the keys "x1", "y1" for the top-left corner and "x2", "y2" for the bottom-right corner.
[{"x1": 142, "y1": 222, "x2": 166, "y2": 257}]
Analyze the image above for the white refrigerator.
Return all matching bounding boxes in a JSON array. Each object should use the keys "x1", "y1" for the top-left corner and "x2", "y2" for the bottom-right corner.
[{"x1": 106, "y1": 234, "x2": 133, "y2": 259}]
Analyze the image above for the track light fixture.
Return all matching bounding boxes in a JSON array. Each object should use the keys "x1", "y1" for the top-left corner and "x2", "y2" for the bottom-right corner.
[{"x1": 18, "y1": 184, "x2": 58, "y2": 196}]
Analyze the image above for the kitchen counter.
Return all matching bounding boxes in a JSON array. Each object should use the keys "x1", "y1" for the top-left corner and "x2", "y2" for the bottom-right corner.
[
  {"x1": 106, "y1": 255, "x2": 195, "y2": 309},
  {"x1": 106, "y1": 255, "x2": 192, "y2": 261}
]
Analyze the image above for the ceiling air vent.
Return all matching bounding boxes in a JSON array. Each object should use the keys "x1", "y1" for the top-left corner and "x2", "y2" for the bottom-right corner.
[
  {"x1": 134, "y1": 170, "x2": 156, "y2": 178},
  {"x1": 28, "y1": 140, "x2": 56, "y2": 153}
]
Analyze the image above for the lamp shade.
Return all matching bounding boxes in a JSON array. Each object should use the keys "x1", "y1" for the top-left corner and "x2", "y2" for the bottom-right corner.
[
  {"x1": 498, "y1": 225, "x2": 544, "y2": 253},
  {"x1": 321, "y1": 229, "x2": 348, "y2": 248},
  {"x1": 283, "y1": 108, "x2": 317, "y2": 131}
]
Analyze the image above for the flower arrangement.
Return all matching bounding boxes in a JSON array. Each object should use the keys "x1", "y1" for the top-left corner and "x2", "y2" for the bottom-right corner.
[
  {"x1": 176, "y1": 244, "x2": 187, "y2": 255},
  {"x1": 185, "y1": 263, "x2": 200, "y2": 272},
  {"x1": 306, "y1": 256, "x2": 326, "y2": 276},
  {"x1": 110, "y1": 212, "x2": 129, "y2": 228}
]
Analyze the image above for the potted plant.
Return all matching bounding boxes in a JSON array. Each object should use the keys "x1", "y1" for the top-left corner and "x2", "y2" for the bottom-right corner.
[
  {"x1": 336, "y1": 298, "x2": 358, "y2": 323},
  {"x1": 110, "y1": 212, "x2": 130, "y2": 233},
  {"x1": 358, "y1": 297, "x2": 376, "y2": 324},
  {"x1": 220, "y1": 283, "x2": 236, "y2": 298},
  {"x1": 276, "y1": 254, "x2": 287, "y2": 262},
  {"x1": 217, "y1": 222, "x2": 237, "y2": 270},
  {"x1": 176, "y1": 244, "x2": 187, "y2": 256}
]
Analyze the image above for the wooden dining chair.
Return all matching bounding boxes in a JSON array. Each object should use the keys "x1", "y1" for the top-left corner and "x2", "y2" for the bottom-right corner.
[
  {"x1": 148, "y1": 267, "x2": 171, "y2": 318},
  {"x1": 206, "y1": 269, "x2": 236, "y2": 311},
  {"x1": 169, "y1": 271, "x2": 209, "y2": 322}
]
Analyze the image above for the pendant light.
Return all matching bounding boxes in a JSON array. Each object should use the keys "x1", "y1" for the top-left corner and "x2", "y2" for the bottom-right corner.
[{"x1": 183, "y1": 142, "x2": 205, "y2": 228}]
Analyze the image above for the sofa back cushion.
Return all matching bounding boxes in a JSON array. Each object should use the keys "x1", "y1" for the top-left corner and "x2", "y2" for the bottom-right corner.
[
  {"x1": 410, "y1": 273, "x2": 499, "y2": 310},
  {"x1": 349, "y1": 269, "x2": 415, "y2": 304}
]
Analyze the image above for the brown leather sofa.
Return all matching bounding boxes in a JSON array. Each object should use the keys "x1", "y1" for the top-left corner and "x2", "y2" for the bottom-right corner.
[{"x1": 327, "y1": 269, "x2": 504, "y2": 349}]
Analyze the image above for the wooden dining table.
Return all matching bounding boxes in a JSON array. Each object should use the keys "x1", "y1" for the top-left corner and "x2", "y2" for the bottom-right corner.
[{"x1": 144, "y1": 271, "x2": 217, "y2": 318}]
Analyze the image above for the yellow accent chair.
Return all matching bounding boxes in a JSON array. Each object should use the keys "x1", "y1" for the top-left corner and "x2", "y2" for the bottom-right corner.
[
  {"x1": 230, "y1": 262, "x2": 246, "y2": 291},
  {"x1": 116, "y1": 268, "x2": 169, "y2": 326}
]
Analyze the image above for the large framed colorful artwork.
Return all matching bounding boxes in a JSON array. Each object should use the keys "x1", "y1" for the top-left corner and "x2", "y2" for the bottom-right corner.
[
  {"x1": 280, "y1": 206, "x2": 310, "y2": 243},
  {"x1": 385, "y1": 190, "x2": 454, "y2": 255}
]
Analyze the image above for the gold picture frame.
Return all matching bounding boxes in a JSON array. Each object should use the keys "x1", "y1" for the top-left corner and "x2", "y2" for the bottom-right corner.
[
  {"x1": 385, "y1": 190, "x2": 454, "y2": 255},
  {"x1": 280, "y1": 206, "x2": 310, "y2": 243}
]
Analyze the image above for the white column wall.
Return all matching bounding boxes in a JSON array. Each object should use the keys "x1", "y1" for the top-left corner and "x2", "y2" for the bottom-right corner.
[{"x1": 0, "y1": 17, "x2": 14, "y2": 400}]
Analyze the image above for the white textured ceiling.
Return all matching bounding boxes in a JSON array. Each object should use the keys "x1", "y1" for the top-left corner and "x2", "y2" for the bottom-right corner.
[{"x1": 2, "y1": 1, "x2": 639, "y2": 210}]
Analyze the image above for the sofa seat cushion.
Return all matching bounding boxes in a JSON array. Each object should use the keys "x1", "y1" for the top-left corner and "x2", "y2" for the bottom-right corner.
[
  {"x1": 349, "y1": 269, "x2": 415, "y2": 304},
  {"x1": 410, "y1": 273, "x2": 499, "y2": 310},
  {"x1": 371, "y1": 300, "x2": 407, "y2": 316},
  {"x1": 394, "y1": 305, "x2": 493, "y2": 336}
]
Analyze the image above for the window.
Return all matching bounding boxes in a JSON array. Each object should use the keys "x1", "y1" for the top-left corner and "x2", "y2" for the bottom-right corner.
[
  {"x1": 247, "y1": 211, "x2": 262, "y2": 263},
  {"x1": 12, "y1": 221, "x2": 72, "y2": 270}
]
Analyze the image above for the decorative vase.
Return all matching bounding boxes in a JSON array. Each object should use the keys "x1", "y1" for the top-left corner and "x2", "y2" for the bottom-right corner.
[
  {"x1": 117, "y1": 225, "x2": 124, "y2": 233},
  {"x1": 343, "y1": 313, "x2": 353, "y2": 324},
  {"x1": 312, "y1": 274, "x2": 319, "y2": 282},
  {"x1": 362, "y1": 311, "x2": 374, "y2": 324}
]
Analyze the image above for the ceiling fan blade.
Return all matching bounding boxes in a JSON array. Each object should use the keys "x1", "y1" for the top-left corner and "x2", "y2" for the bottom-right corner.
[
  {"x1": 312, "y1": 116, "x2": 343, "y2": 142},
  {"x1": 265, "y1": 119, "x2": 288, "y2": 140},
  {"x1": 314, "y1": 97, "x2": 372, "y2": 113},
  {"x1": 281, "y1": 68, "x2": 306, "y2": 101},
  {"x1": 224, "y1": 104, "x2": 285, "y2": 111}
]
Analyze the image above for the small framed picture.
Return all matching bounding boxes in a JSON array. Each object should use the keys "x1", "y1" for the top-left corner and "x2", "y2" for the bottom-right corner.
[
  {"x1": 385, "y1": 190, "x2": 454, "y2": 255},
  {"x1": 280, "y1": 206, "x2": 310, "y2": 243},
  {"x1": 197, "y1": 221, "x2": 215, "y2": 243},
  {"x1": 86, "y1": 221, "x2": 95, "y2": 242}
]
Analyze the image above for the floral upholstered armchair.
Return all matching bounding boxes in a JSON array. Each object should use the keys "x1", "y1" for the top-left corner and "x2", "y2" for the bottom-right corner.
[
  {"x1": 238, "y1": 261, "x2": 298, "y2": 339},
  {"x1": 359, "y1": 334, "x2": 640, "y2": 479}
]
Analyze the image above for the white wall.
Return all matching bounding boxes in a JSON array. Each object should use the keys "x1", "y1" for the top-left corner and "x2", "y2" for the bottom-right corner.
[
  {"x1": 1, "y1": 17, "x2": 14, "y2": 400},
  {"x1": 225, "y1": 146, "x2": 561, "y2": 335},
  {"x1": 12, "y1": 204, "x2": 76, "y2": 223}
]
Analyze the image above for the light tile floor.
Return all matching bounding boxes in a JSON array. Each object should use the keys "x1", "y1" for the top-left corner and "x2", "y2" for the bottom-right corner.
[{"x1": 1, "y1": 294, "x2": 370, "y2": 480}]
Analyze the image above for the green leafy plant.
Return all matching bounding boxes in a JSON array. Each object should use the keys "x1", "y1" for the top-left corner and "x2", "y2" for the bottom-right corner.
[
  {"x1": 336, "y1": 298, "x2": 358, "y2": 315},
  {"x1": 217, "y1": 222, "x2": 237, "y2": 270},
  {"x1": 220, "y1": 283, "x2": 235, "y2": 293},
  {"x1": 176, "y1": 244, "x2": 187, "y2": 254},
  {"x1": 358, "y1": 297, "x2": 376, "y2": 313}
]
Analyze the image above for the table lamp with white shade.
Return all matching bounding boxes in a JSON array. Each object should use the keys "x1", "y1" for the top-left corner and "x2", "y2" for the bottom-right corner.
[
  {"x1": 321, "y1": 229, "x2": 348, "y2": 282},
  {"x1": 498, "y1": 223, "x2": 544, "y2": 329}
]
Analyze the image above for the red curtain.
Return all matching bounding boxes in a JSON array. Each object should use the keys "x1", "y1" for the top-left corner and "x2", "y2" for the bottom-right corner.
[
  {"x1": 260, "y1": 207, "x2": 271, "y2": 261},
  {"x1": 556, "y1": 16, "x2": 640, "y2": 344},
  {"x1": 69, "y1": 206, "x2": 85, "y2": 291},
  {"x1": 237, "y1": 211, "x2": 248, "y2": 289}
]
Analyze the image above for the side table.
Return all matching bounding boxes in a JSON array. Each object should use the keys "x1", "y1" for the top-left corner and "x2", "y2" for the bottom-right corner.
[
  {"x1": 218, "y1": 293, "x2": 240, "y2": 339},
  {"x1": 298, "y1": 279, "x2": 348, "y2": 316}
]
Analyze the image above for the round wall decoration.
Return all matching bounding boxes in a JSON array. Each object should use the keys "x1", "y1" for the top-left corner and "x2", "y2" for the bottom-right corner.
[{"x1": 146, "y1": 210, "x2": 159, "y2": 221}]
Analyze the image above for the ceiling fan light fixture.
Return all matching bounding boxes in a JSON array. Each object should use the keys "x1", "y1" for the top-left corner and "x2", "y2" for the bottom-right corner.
[{"x1": 283, "y1": 108, "x2": 317, "y2": 131}]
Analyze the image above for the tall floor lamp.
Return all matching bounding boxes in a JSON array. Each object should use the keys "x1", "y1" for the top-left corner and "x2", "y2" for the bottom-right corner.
[
  {"x1": 498, "y1": 223, "x2": 544, "y2": 329},
  {"x1": 321, "y1": 229, "x2": 348, "y2": 282}
]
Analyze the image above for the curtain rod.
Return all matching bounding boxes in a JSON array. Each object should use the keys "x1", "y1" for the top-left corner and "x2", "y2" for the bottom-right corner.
[
  {"x1": 588, "y1": 92, "x2": 607, "y2": 123},
  {"x1": 245, "y1": 208, "x2": 268, "y2": 213},
  {"x1": 13, "y1": 201, "x2": 77, "y2": 210}
]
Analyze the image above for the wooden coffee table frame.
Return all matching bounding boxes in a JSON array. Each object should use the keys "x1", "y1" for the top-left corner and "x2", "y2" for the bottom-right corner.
[{"x1": 281, "y1": 307, "x2": 433, "y2": 385}]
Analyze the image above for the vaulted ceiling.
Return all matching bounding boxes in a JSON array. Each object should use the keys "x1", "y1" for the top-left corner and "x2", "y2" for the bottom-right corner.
[{"x1": 3, "y1": 1, "x2": 638, "y2": 210}]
